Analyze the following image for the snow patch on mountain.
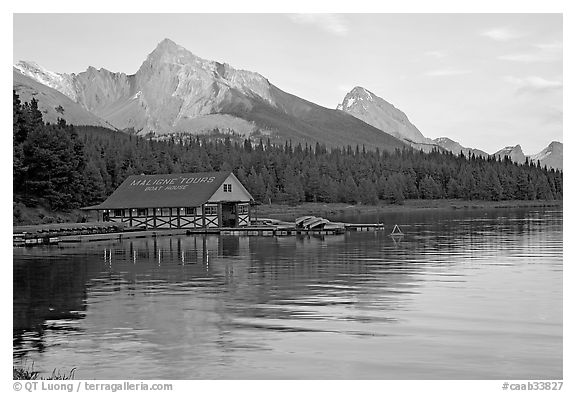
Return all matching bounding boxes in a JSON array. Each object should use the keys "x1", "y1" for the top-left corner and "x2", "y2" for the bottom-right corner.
[
  {"x1": 14, "y1": 39, "x2": 279, "y2": 134},
  {"x1": 14, "y1": 61, "x2": 77, "y2": 101},
  {"x1": 529, "y1": 141, "x2": 563, "y2": 170},
  {"x1": 493, "y1": 145, "x2": 526, "y2": 164}
]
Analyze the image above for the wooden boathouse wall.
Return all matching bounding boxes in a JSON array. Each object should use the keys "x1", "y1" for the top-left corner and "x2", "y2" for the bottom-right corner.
[
  {"x1": 84, "y1": 171, "x2": 253, "y2": 230},
  {"x1": 104, "y1": 201, "x2": 251, "y2": 230}
]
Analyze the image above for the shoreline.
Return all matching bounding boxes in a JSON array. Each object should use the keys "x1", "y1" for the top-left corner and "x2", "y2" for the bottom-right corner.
[
  {"x1": 253, "y1": 199, "x2": 563, "y2": 220},
  {"x1": 13, "y1": 199, "x2": 562, "y2": 233}
]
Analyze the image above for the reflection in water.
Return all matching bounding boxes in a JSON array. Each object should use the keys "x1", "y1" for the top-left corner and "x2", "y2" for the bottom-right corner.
[{"x1": 13, "y1": 208, "x2": 562, "y2": 379}]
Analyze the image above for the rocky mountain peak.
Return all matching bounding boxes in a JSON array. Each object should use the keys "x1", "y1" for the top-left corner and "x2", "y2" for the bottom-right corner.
[
  {"x1": 337, "y1": 86, "x2": 433, "y2": 148},
  {"x1": 137, "y1": 39, "x2": 272, "y2": 103},
  {"x1": 143, "y1": 38, "x2": 206, "y2": 69},
  {"x1": 434, "y1": 137, "x2": 454, "y2": 144},
  {"x1": 493, "y1": 144, "x2": 526, "y2": 164},
  {"x1": 507, "y1": 145, "x2": 524, "y2": 155},
  {"x1": 529, "y1": 141, "x2": 563, "y2": 169},
  {"x1": 351, "y1": 86, "x2": 373, "y2": 97},
  {"x1": 157, "y1": 37, "x2": 179, "y2": 50},
  {"x1": 337, "y1": 86, "x2": 375, "y2": 110}
]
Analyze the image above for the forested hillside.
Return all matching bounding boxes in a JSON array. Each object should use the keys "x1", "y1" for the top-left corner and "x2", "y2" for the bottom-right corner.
[{"x1": 13, "y1": 91, "x2": 563, "y2": 220}]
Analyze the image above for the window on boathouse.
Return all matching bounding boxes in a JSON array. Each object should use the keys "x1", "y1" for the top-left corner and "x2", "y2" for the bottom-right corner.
[
  {"x1": 204, "y1": 205, "x2": 218, "y2": 215},
  {"x1": 156, "y1": 208, "x2": 171, "y2": 216}
]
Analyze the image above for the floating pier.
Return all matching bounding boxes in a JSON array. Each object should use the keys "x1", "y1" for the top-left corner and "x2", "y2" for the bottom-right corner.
[
  {"x1": 187, "y1": 222, "x2": 385, "y2": 237},
  {"x1": 13, "y1": 217, "x2": 386, "y2": 246}
]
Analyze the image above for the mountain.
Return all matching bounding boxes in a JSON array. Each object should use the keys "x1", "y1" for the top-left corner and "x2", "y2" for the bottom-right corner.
[
  {"x1": 493, "y1": 145, "x2": 526, "y2": 164},
  {"x1": 13, "y1": 69, "x2": 115, "y2": 129},
  {"x1": 491, "y1": 143, "x2": 563, "y2": 170},
  {"x1": 13, "y1": 39, "x2": 408, "y2": 152},
  {"x1": 336, "y1": 86, "x2": 438, "y2": 152},
  {"x1": 529, "y1": 141, "x2": 563, "y2": 170},
  {"x1": 433, "y1": 137, "x2": 488, "y2": 158}
]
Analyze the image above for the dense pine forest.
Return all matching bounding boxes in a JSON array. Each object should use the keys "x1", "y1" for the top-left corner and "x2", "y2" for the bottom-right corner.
[{"x1": 13, "y1": 92, "x2": 563, "y2": 222}]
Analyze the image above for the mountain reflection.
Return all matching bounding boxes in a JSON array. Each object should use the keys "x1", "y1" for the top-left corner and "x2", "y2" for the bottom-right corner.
[
  {"x1": 12, "y1": 207, "x2": 562, "y2": 379},
  {"x1": 13, "y1": 232, "x2": 420, "y2": 360}
]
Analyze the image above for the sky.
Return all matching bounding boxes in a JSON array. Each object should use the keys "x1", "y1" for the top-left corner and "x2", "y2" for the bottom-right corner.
[{"x1": 13, "y1": 13, "x2": 563, "y2": 154}]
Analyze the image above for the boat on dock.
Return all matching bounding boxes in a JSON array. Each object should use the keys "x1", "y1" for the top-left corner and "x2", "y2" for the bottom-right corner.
[
  {"x1": 296, "y1": 216, "x2": 332, "y2": 229},
  {"x1": 295, "y1": 216, "x2": 316, "y2": 227}
]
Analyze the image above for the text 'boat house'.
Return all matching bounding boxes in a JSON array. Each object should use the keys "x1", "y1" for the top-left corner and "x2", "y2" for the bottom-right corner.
[{"x1": 84, "y1": 171, "x2": 253, "y2": 229}]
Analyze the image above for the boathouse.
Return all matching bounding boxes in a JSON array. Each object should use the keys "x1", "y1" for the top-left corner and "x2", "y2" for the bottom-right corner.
[{"x1": 83, "y1": 171, "x2": 253, "y2": 229}]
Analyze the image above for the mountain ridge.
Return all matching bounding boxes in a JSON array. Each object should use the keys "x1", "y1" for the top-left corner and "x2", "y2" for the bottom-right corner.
[
  {"x1": 529, "y1": 141, "x2": 563, "y2": 169},
  {"x1": 13, "y1": 69, "x2": 116, "y2": 129},
  {"x1": 433, "y1": 137, "x2": 489, "y2": 158},
  {"x1": 13, "y1": 38, "x2": 562, "y2": 166},
  {"x1": 13, "y1": 38, "x2": 408, "y2": 152},
  {"x1": 336, "y1": 86, "x2": 562, "y2": 169},
  {"x1": 336, "y1": 86, "x2": 438, "y2": 152}
]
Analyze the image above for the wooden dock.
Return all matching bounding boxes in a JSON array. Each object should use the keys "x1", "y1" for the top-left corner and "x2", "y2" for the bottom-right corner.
[{"x1": 14, "y1": 222, "x2": 385, "y2": 246}]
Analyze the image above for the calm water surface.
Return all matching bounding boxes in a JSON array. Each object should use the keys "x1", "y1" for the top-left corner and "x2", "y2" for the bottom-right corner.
[{"x1": 13, "y1": 207, "x2": 562, "y2": 379}]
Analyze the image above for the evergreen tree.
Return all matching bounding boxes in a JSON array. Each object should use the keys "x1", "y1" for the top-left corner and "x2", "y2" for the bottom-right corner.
[
  {"x1": 340, "y1": 175, "x2": 359, "y2": 203},
  {"x1": 358, "y1": 178, "x2": 378, "y2": 204},
  {"x1": 419, "y1": 176, "x2": 443, "y2": 199},
  {"x1": 12, "y1": 91, "x2": 562, "y2": 213}
]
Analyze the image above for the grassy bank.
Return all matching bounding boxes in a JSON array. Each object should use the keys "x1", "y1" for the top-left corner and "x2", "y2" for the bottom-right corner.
[
  {"x1": 13, "y1": 364, "x2": 76, "y2": 380},
  {"x1": 253, "y1": 199, "x2": 563, "y2": 221},
  {"x1": 14, "y1": 201, "x2": 98, "y2": 226}
]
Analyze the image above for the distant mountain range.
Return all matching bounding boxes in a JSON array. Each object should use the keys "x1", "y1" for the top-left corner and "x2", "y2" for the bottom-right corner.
[
  {"x1": 432, "y1": 137, "x2": 489, "y2": 159},
  {"x1": 529, "y1": 141, "x2": 563, "y2": 170},
  {"x1": 13, "y1": 68, "x2": 114, "y2": 129},
  {"x1": 12, "y1": 38, "x2": 562, "y2": 169},
  {"x1": 492, "y1": 142, "x2": 563, "y2": 170},
  {"x1": 336, "y1": 86, "x2": 562, "y2": 169},
  {"x1": 13, "y1": 39, "x2": 406, "y2": 152}
]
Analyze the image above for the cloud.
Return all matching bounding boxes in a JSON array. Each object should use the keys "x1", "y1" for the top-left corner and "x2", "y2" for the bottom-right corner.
[
  {"x1": 424, "y1": 68, "x2": 472, "y2": 77},
  {"x1": 499, "y1": 41, "x2": 562, "y2": 63},
  {"x1": 504, "y1": 76, "x2": 563, "y2": 94},
  {"x1": 288, "y1": 14, "x2": 349, "y2": 36},
  {"x1": 424, "y1": 50, "x2": 446, "y2": 59},
  {"x1": 534, "y1": 41, "x2": 563, "y2": 51},
  {"x1": 499, "y1": 53, "x2": 548, "y2": 62},
  {"x1": 498, "y1": 41, "x2": 562, "y2": 63},
  {"x1": 481, "y1": 27, "x2": 524, "y2": 41}
]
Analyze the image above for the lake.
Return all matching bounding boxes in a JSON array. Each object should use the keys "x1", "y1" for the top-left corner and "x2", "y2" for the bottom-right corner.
[{"x1": 13, "y1": 207, "x2": 563, "y2": 379}]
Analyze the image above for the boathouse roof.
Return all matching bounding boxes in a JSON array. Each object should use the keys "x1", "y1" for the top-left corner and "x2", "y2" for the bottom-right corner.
[{"x1": 84, "y1": 171, "x2": 251, "y2": 210}]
